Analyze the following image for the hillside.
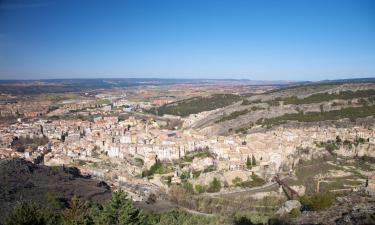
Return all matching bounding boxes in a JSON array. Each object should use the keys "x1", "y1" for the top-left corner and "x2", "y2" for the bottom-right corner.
[
  {"x1": 290, "y1": 188, "x2": 375, "y2": 225},
  {"x1": 147, "y1": 94, "x2": 243, "y2": 117},
  {"x1": 0, "y1": 158, "x2": 111, "y2": 224},
  {"x1": 183, "y1": 82, "x2": 375, "y2": 135}
]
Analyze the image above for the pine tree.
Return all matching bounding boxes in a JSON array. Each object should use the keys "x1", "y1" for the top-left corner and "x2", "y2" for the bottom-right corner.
[
  {"x1": 5, "y1": 201, "x2": 46, "y2": 225},
  {"x1": 62, "y1": 197, "x2": 92, "y2": 225},
  {"x1": 94, "y1": 190, "x2": 147, "y2": 225},
  {"x1": 43, "y1": 193, "x2": 64, "y2": 225}
]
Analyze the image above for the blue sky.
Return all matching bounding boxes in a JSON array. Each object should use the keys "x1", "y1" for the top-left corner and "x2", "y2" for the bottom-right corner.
[{"x1": 0, "y1": 0, "x2": 374, "y2": 80}]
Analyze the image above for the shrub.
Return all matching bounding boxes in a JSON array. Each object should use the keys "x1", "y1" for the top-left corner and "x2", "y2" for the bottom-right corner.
[
  {"x1": 179, "y1": 171, "x2": 190, "y2": 180},
  {"x1": 182, "y1": 182, "x2": 194, "y2": 194},
  {"x1": 289, "y1": 208, "x2": 301, "y2": 218},
  {"x1": 203, "y1": 165, "x2": 216, "y2": 173},
  {"x1": 239, "y1": 174, "x2": 266, "y2": 188},
  {"x1": 195, "y1": 184, "x2": 207, "y2": 194},
  {"x1": 142, "y1": 160, "x2": 170, "y2": 177},
  {"x1": 299, "y1": 192, "x2": 336, "y2": 211},
  {"x1": 232, "y1": 177, "x2": 243, "y2": 187},
  {"x1": 192, "y1": 171, "x2": 201, "y2": 178},
  {"x1": 241, "y1": 99, "x2": 251, "y2": 105},
  {"x1": 207, "y1": 177, "x2": 221, "y2": 193}
]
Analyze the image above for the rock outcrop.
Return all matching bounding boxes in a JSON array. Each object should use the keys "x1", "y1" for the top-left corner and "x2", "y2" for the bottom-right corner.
[{"x1": 276, "y1": 200, "x2": 302, "y2": 215}]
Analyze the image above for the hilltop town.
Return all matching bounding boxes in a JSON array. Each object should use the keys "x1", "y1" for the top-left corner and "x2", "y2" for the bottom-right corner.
[{"x1": 0, "y1": 79, "x2": 375, "y2": 224}]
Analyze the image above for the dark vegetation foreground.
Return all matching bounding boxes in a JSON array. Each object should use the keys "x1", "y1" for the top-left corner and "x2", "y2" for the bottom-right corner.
[
  {"x1": 0, "y1": 158, "x2": 111, "y2": 224},
  {"x1": 1, "y1": 159, "x2": 375, "y2": 225}
]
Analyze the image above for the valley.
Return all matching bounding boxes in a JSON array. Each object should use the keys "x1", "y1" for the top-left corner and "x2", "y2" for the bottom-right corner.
[{"x1": 1, "y1": 78, "x2": 375, "y2": 224}]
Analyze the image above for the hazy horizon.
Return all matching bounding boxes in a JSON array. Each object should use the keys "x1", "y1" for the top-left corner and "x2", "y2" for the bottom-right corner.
[{"x1": 1, "y1": 76, "x2": 375, "y2": 84}]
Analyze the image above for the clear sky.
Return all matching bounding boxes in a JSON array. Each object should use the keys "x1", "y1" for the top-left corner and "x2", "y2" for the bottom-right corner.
[{"x1": 0, "y1": 0, "x2": 374, "y2": 80}]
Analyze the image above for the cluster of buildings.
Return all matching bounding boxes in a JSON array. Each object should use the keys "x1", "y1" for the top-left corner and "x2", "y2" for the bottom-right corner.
[
  {"x1": 1, "y1": 114, "x2": 374, "y2": 183},
  {"x1": 0, "y1": 100, "x2": 51, "y2": 119}
]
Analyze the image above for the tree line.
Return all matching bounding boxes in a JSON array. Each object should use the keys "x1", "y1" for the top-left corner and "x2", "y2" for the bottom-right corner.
[
  {"x1": 147, "y1": 94, "x2": 242, "y2": 117},
  {"x1": 4, "y1": 190, "x2": 228, "y2": 225}
]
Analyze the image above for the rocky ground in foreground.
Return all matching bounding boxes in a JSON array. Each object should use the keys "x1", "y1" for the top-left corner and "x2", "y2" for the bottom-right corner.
[
  {"x1": 290, "y1": 189, "x2": 375, "y2": 225},
  {"x1": 0, "y1": 158, "x2": 111, "y2": 224}
]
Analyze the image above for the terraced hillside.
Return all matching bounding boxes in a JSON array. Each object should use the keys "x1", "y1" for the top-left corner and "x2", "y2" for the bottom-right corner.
[
  {"x1": 147, "y1": 94, "x2": 243, "y2": 117},
  {"x1": 183, "y1": 82, "x2": 375, "y2": 135}
]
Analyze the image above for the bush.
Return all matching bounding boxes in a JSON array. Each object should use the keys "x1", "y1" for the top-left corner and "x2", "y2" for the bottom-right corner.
[
  {"x1": 203, "y1": 165, "x2": 216, "y2": 173},
  {"x1": 207, "y1": 177, "x2": 221, "y2": 193},
  {"x1": 179, "y1": 171, "x2": 190, "y2": 180},
  {"x1": 182, "y1": 182, "x2": 194, "y2": 194},
  {"x1": 299, "y1": 192, "x2": 336, "y2": 211},
  {"x1": 241, "y1": 99, "x2": 251, "y2": 105},
  {"x1": 192, "y1": 171, "x2": 201, "y2": 178},
  {"x1": 232, "y1": 177, "x2": 243, "y2": 187},
  {"x1": 239, "y1": 174, "x2": 265, "y2": 188},
  {"x1": 195, "y1": 184, "x2": 207, "y2": 194},
  {"x1": 316, "y1": 140, "x2": 340, "y2": 155},
  {"x1": 289, "y1": 208, "x2": 301, "y2": 218},
  {"x1": 142, "y1": 160, "x2": 170, "y2": 177}
]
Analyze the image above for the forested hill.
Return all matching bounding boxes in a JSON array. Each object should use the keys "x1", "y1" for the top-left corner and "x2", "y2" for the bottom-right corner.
[
  {"x1": 186, "y1": 81, "x2": 375, "y2": 135},
  {"x1": 147, "y1": 94, "x2": 243, "y2": 117}
]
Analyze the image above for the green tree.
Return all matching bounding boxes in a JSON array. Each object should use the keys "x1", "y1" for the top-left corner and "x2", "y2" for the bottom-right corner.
[
  {"x1": 62, "y1": 197, "x2": 92, "y2": 225},
  {"x1": 142, "y1": 159, "x2": 166, "y2": 177},
  {"x1": 246, "y1": 156, "x2": 252, "y2": 169},
  {"x1": 5, "y1": 201, "x2": 46, "y2": 225},
  {"x1": 94, "y1": 190, "x2": 147, "y2": 225},
  {"x1": 207, "y1": 177, "x2": 221, "y2": 193},
  {"x1": 43, "y1": 193, "x2": 64, "y2": 225},
  {"x1": 251, "y1": 155, "x2": 257, "y2": 166}
]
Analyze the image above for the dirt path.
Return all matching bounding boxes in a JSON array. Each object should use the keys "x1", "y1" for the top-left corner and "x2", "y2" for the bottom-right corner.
[
  {"x1": 176, "y1": 205, "x2": 215, "y2": 216},
  {"x1": 202, "y1": 176, "x2": 290, "y2": 197},
  {"x1": 136, "y1": 199, "x2": 215, "y2": 216}
]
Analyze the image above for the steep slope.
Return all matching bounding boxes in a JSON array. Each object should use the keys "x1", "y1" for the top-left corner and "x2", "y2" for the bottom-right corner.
[
  {"x1": 0, "y1": 158, "x2": 111, "y2": 223},
  {"x1": 185, "y1": 82, "x2": 375, "y2": 135}
]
